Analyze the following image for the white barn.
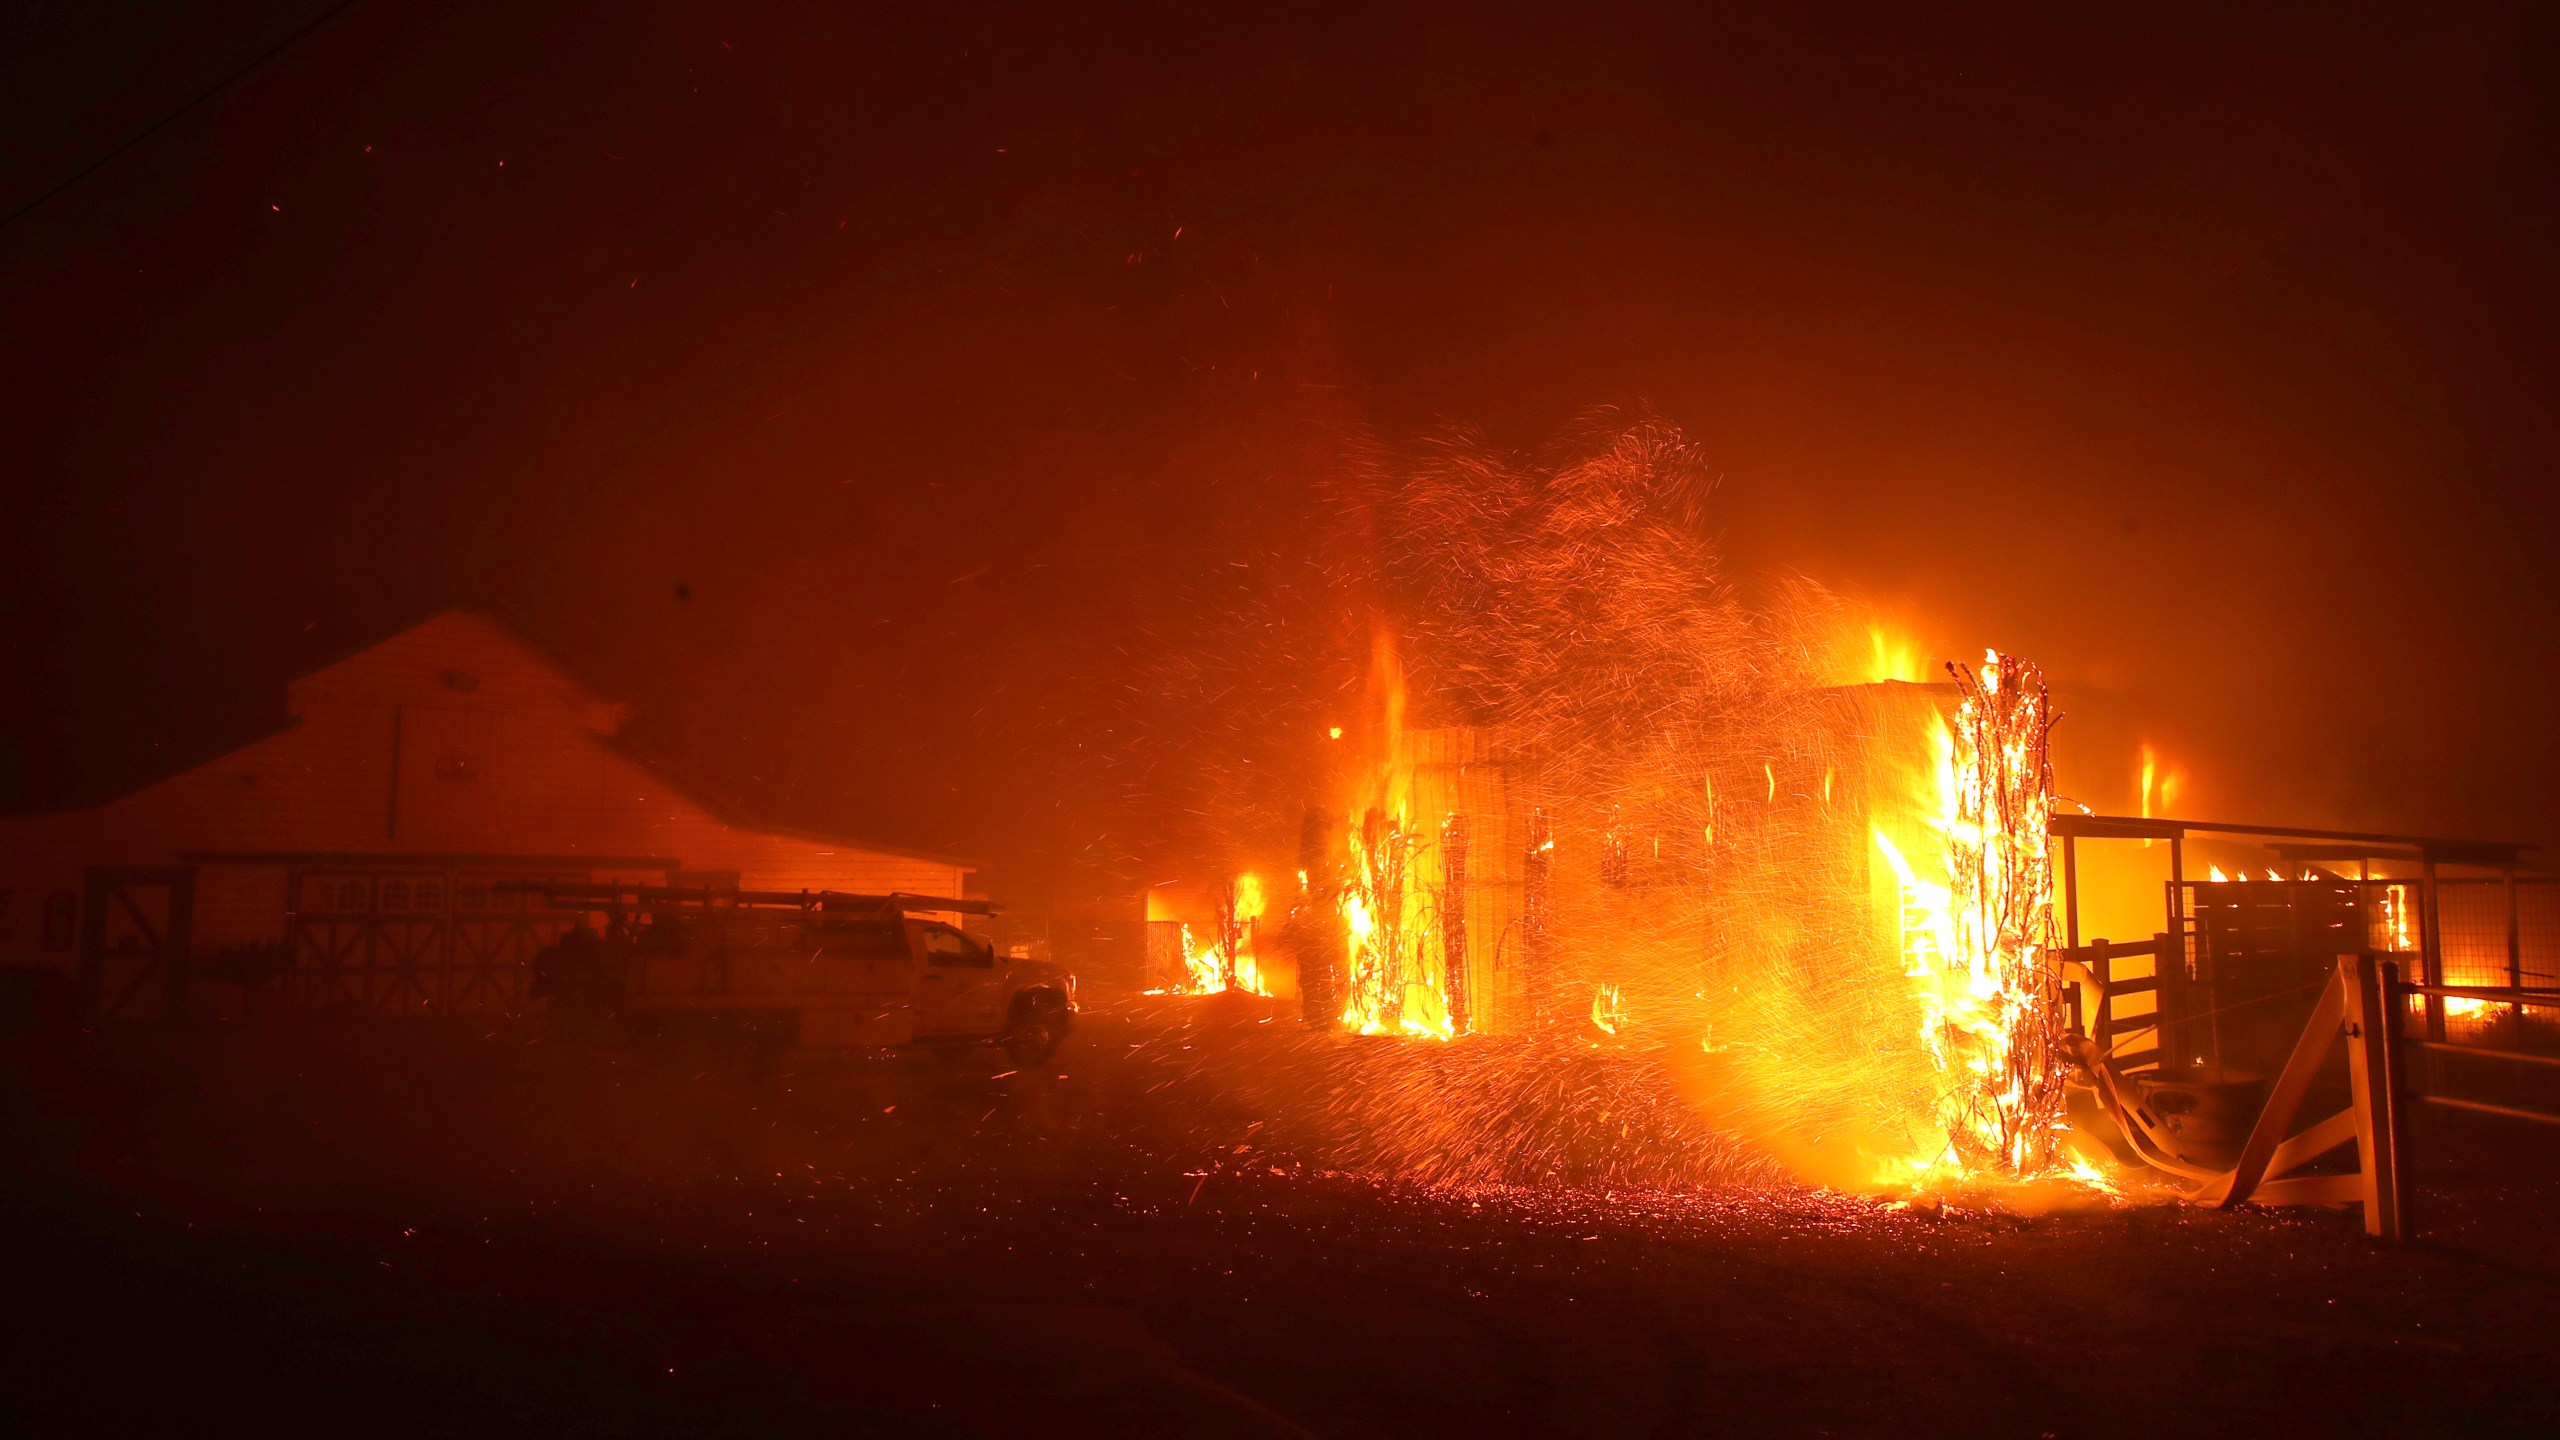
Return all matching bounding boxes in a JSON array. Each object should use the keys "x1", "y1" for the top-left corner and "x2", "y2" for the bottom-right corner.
[{"x1": 0, "y1": 611, "x2": 971, "y2": 1020}]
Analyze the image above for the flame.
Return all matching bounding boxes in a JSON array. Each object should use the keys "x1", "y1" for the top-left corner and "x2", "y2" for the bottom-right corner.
[
  {"x1": 1157, "y1": 874, "x2": 1275, "y2": 997},
  {"x1": 2137, "y1": 743, "x2": 2185, "y2": 845},
  {"x1": 1335, "y1": 629, "x2": 1456, "y2": 1038},
  {"x1": 1881, "y1": 652, "x2": 2072, "y2": 1183},
  {"x1": 2379, "y1": 883, "x2": 2415, "y2": 952},
  {"x1": 1873, "y1": 826, "x2": 1953, "y2": 982},
  {"x1": 1341, "y1": 810, "x2": 1455, "y2": 1037},
  {"x1": 1839, "y1": 620, "x2": 1933, "y2": 685},
  {"x1": 2206, "y1": 865, "x2": 2287, "y2": 883},
  {"x1": 1591, "y1": 982, "x2": 1625, "y2": 1036},
  {"x1": 1178, "y1": 922, "x2": 1215, "y2": 992}
]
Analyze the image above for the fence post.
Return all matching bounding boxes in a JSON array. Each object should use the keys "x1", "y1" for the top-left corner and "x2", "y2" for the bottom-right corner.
[
  {"x1": 2380, "y1": 958, "x2": 2414, "y2": 1240},
  {"x1": 2343, "y1": 953, "x2": 2411, "y2": 1242},
  {"x1": 2097, "y1": 944, "x2": 2115, "y2": 1057},
  {"x1": 2148, "y1": 930, "x2": 2177, "y2": 1069},
  {"x1": 2506, "y1": 868, "x2": 2526, "y2": 1026},
  {"x1": 2062, "y1": 834, "x2": 2079, "y2": 948}
]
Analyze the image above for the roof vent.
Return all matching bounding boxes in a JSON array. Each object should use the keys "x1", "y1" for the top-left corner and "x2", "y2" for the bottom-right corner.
[{"x1": 440, "y1": 669, "x2": 480, "y2": 693}]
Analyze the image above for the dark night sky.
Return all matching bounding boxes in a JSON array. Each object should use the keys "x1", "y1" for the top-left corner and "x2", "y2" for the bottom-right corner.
[{"x1": 4, "y1": 2, "x2": 2556, "y2": 892}]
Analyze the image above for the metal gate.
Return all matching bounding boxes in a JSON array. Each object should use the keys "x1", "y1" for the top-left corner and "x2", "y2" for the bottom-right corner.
[
  {"x1": 290, "y1": 868, "x2": 582, "y2": 1016},
  {"x1": 80, "y1": 867, "x2": 196, "y2": 1021}
]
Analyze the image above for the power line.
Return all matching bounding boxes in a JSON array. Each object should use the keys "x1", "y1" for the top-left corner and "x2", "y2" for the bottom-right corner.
[{"x1": 0, "y1": 0, "x2": 367, "y2": 234}]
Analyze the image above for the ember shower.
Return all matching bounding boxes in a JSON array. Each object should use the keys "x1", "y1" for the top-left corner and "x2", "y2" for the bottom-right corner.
[{"x1": 1165, "y1": 415, "x2": 2081, "y2": 1189}]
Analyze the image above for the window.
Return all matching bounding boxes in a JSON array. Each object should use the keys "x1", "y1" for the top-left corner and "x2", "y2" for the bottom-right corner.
[
  {"x1": 633, "y1": 914, "x2": 688, "y2": 954},
  {"x1": 921, "y1": 926, "x2": 991, "y2": 967},
  {"x1": 336, "y1": 879, "x2": 370, "y2": 912},
  {"x1": 380, "y1": 879, "x2": 410, "y2": 912},
  {"x1": 41, "y1": 891, "x2": 76, "y2": 952},
  {"x1": 412, "y1": 879, "x2": 444, "y2": 913},
  {"x1": 815, "y1": 920, "x2": 906, "y2": 960},
  {"x1": 455, "y1": 881, "x2": 492, "y2": 912}
]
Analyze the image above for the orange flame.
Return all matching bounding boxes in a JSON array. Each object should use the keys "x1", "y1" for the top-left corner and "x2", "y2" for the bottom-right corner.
[
  {"x1": 1880, "y1": 652, "x2": 2073, "y2": 1184},
  {"x1": 1336, "y1": 629, "x2": 1456, "y2": 1038},
  {"x1": 1864, "y1": 623, "x2": 1929, "y2": 684},
  {"x1": 2137, "y1": 743, "x2": 2184, "y2": 845},
  {"x1": 1157, "y1": 874, "x2": 1274, "y2": 997},
  {"x1": 1591, "y1": 982, "x2": 1625, "y2": 1036}
]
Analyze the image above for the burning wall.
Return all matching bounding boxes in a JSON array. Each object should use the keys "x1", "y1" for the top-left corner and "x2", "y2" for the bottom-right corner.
[{"x1": 1265, "y1": 628, "x2": 2008, "y2": 1183}]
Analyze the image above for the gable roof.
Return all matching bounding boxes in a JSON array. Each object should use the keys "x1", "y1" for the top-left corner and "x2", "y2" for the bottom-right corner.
[
  {"x1": 378, "y1": 611, "x2": 972, "y2": 867},
  {"x1": 287, "y1": 609, "x2": 627, "y2": 731},
  {"x1": 7, "y1": 609, "x2": 972, "y2": 869}
]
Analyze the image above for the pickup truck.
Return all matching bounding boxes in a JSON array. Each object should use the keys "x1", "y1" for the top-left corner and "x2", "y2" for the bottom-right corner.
[{"x1": 528, "y1": 885, "x2": 1075, "y2": 1064}]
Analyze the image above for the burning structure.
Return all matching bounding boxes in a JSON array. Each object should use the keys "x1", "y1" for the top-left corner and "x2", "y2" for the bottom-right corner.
[{"x1": 1143, "y1": 418, "x2": 2114, "y2": 1189}]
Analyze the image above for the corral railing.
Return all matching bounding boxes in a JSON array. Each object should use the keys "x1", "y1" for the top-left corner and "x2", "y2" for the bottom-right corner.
[{"x1": 2061, "y1": 949, "x2": 2560, "y2": 1241}]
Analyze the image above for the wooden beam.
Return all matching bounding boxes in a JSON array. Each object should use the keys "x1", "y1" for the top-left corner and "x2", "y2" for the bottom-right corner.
[
  {"x1": 2049, "y1": 813, "x2": 2535, "y2": 866},
  {"x1": 2248, "y1": 1174, "x2": 2366, "y2": 1207},
  {"x1": 2416, "y1": 1095, "x2": 2560, "y2": 1128},
  {"x1": 2204, "y1": 967, "x2": 2345, "y2": 1208},
  {"x1": 2260, "y1": 1108, "x2": 2357, "y2": 1183}
]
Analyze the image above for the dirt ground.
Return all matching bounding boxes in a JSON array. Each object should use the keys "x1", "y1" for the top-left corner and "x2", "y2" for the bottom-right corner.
[{"x1": 4, "y1": 995, "x2": 2557, "y2": 1438}]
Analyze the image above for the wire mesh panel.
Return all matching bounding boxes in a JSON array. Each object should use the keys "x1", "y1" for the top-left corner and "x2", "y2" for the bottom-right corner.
[
  {"x1": 2426, "y1": 877, "x2": 2560, "y2": 1040},
  {"x1": 2434, "y1": 881, "x2": 2514, "y2": 991},
  {"x1": 2520, "y1": 880, "x2": 2560, "y2": 989},
  {"x1": 290, "y1": 866, "x2": 580, "y2": 1017}
]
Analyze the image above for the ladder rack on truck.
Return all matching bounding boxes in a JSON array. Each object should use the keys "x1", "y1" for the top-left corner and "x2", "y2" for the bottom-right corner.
[{"x1": 498, "y1": 880, "x2": 999, "y2": 917}]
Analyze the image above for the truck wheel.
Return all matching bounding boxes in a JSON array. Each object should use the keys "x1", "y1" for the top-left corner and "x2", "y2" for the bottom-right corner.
[{"x1": 1003, "y1": 1001, "x2": 1067, "y2": 1066}]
